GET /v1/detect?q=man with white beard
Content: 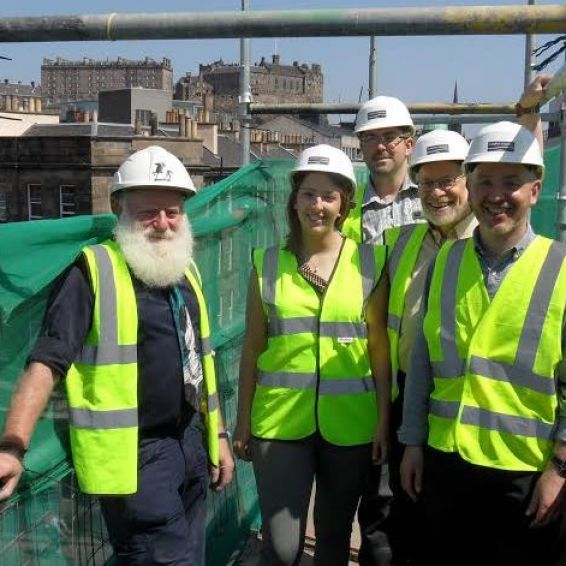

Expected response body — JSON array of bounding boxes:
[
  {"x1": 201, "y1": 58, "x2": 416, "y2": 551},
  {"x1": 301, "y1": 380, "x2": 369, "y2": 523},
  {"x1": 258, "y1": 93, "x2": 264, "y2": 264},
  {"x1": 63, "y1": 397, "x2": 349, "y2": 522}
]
[{"x1": 0, "y1": 146, "x2": 234, "y2": 565}]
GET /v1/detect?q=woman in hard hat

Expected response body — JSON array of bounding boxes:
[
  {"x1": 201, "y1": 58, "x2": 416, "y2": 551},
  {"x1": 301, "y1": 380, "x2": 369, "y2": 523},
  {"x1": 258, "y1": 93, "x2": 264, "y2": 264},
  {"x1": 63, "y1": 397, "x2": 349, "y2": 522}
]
[{"x1": 234, "y1": 144, "x2": 391, "y2": 565}]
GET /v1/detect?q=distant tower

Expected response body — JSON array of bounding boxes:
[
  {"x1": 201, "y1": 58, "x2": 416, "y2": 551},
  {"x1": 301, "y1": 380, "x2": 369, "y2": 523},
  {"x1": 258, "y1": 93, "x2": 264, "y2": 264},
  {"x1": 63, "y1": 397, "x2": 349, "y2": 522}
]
[{"x1": 449, "y1": 80, "x2": 462, "y2": 134}]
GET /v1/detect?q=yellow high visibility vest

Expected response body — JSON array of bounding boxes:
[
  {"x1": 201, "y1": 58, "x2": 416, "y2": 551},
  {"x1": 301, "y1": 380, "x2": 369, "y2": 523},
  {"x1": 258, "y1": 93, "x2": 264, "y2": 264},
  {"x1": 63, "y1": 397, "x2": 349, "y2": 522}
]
[
  {"x1": 251, "y1": 238, "x2": 386, "y2": 445},
  {"x1": 341, "y1": 184, "x2": 366, "y2": 243},
  {"x1": 66, "y1": 239, "x2": 220, "y2": 494},
  {"x1": 384, "y1": 224, "x2": 429, "y2": 380},
  {"x1": 423, "y1": 236, "x2": 566, "y2": 471}
]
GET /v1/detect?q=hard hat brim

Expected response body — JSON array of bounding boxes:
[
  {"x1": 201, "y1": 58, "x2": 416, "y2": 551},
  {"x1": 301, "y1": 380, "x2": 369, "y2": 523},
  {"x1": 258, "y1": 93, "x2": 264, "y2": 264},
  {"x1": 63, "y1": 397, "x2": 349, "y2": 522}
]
[{"x1": 111, "y1": 182, "x2": 197, "y2": 195}]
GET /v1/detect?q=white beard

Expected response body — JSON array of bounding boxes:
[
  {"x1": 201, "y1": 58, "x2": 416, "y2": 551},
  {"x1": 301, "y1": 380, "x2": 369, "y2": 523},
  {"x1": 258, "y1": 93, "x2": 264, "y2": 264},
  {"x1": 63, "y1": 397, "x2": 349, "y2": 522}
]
[{"x1": 113, "y1": 213, "x2": 194, "y2": 288}]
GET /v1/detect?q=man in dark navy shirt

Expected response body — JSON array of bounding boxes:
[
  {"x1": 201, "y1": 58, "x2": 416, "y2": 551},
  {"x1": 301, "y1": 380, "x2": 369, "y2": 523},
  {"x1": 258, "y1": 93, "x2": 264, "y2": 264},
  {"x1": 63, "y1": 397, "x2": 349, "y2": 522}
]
[{"x1": 0, "y1": 146, "x2": 234, "y2": 565}]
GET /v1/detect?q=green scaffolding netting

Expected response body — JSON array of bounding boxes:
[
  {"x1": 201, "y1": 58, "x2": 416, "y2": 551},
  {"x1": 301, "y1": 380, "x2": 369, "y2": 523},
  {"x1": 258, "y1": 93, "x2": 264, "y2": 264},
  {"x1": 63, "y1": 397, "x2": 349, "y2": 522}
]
[
  {"x1": 531, "y1": 144, "x2": 561, "y2": 239},
  {"x1": 0, "y1": 147, "x2": 559, "y2": 564}
]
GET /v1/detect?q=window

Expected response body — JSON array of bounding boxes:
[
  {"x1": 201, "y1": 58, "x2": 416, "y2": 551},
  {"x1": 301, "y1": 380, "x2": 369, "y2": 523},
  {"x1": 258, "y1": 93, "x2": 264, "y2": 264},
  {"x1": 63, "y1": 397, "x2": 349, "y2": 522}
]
[
  {"x1": 135, "y1": 109, "x2": 152, "y2": 126},
  {"x1": 60, "y1": 185, "x2": 76, "y2": 217},
  {"x1": 27, "y1": 184, "x2": 42, "y2": 220}
]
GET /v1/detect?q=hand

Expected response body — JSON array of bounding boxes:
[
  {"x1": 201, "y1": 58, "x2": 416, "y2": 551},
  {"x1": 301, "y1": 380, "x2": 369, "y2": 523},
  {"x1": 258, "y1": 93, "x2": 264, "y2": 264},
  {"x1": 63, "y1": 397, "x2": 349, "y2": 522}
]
[
  {"x1": 233, "y1": 421, "x2": 252, "y2": 462},
  {"x1": 0, "y1": 452, "x2": 24, "y2": 501},
  {"x1": 371, "y1": 423, "x2": 389, "y2": 466},
  {"x1": 519, "y1": 74, "x2": 552, "y2": 109},
  {"x1": 526, "y1": 466, "x2": 566, "y2": 528},
  {"x1": 209, "y1": 437, "x2": 235, "y2": 492},
  {"x1": 401, "y1": 445, "x2": 424, "y2": 502}
]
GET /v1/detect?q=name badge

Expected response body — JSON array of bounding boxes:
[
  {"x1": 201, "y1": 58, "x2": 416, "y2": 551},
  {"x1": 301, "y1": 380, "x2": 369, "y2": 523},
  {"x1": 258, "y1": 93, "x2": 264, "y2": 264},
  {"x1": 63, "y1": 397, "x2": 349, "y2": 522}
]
[{"x1": 337, "y1": 337, "x2": 354, "y2": 345}]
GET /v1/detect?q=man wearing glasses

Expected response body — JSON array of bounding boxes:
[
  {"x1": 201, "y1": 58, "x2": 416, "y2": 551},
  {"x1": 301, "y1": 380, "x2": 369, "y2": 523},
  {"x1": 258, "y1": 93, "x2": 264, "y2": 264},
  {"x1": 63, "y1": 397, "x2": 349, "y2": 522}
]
[
  {"x1": 381, "y1": 129, "x2": 475, "y2": 566},
  {"x1": 342, "y1": 95, "x2": 423, "y2": 245},
  {"x1": 345, "y1": 95, "x2": 424, "y2": 566}
]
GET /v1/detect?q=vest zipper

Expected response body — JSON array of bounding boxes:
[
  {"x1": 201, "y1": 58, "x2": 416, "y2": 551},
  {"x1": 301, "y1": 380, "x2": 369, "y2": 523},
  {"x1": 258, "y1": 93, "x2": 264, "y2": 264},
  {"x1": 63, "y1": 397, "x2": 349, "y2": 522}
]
[{"x1": 314, "y1": 237, "x2": 346, "y2": 434}]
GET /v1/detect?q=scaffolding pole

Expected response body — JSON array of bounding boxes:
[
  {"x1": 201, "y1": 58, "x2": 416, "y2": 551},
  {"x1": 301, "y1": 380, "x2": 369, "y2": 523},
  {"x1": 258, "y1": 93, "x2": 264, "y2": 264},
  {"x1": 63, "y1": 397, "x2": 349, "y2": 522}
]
[
  {"x1": 239, "y1": 0, "x2": 251, "y2": 166},
  {"x1": 369, "y1": 37, "x2": 377, "y2": 99},
  {"x1": 412, "y1": 112, "x2": 558, "y2": 124},
  {"x1": 249, "y1": 102, "x2": 526, "y2": 115},
  {"x1": 0, "y1": 6, "x2": 564, "y2": 42},
  {"x1": 524, "y1": 0, "x2": 536, "y2": 89}
]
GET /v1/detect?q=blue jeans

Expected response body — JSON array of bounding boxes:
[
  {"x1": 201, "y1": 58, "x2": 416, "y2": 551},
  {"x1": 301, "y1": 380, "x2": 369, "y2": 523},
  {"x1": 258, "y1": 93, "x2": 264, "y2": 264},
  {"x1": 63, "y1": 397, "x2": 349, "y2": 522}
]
[{"x1": 100, "y1": 418, "x2": 209, "y2": 565}]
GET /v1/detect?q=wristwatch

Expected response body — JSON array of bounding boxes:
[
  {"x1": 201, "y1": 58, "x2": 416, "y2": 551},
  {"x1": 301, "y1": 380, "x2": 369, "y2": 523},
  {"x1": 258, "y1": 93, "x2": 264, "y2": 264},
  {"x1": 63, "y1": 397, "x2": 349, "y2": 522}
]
[{"x1": 550, "y1": 454, "x2": 566, "y2": 478}]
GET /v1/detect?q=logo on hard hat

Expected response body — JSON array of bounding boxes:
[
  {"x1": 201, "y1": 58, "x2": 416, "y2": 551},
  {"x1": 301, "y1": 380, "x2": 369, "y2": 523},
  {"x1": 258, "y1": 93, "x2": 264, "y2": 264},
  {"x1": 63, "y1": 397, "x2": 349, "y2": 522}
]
[
  {"x1": 487, "y1": 141, "x2": 515, "y2": 152},
  {"x1": 152, "y1": 161, "x2": 173, "y2": 182},
  {"x1": 426, "y1": 144, "x2": 450, "y2": 155},
  {"x1": 367, "y1": 110, "x2": 387, "y2": 120},
  {"x1": 307, "y1": 156, "x2": 330, "y2": 165}
]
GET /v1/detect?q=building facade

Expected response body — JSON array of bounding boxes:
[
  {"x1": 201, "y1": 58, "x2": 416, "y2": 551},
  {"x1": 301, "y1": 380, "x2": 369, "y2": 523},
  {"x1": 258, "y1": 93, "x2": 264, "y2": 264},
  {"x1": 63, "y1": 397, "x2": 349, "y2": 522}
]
[
  {"x1": 175, "y1": 54, "x2": 323, "y2": 116},
  {"x1": 0, "y1": 124, "x2": 203, "y2": 223},
  {"x1": 0, "y1": 80, "x2": 43, "y2": 113},
  {"x1": 98, "y1": 88, "x2": 173, "y2": 126},
  {"x1": 41, "y1": 57, "x2": 173, "y2": 107}
]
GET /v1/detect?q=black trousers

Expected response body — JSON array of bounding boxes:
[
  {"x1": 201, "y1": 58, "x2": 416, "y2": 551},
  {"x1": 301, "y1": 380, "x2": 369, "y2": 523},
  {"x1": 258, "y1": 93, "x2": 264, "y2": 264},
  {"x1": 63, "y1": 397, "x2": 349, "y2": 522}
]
[
  {"x1": 358, "y1": 372, "x2": 426, "y2": 566},
  {"x1": 422, "y1": 447, "x2": 565, "y2": 566}
]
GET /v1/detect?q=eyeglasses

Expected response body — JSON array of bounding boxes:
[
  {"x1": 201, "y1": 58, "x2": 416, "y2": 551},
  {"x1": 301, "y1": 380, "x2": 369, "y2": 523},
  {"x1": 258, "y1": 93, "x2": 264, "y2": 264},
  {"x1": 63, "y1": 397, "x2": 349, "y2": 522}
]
[
  {"x1": 359, "y1": 133, "x2": 410, "y2": 149},
  {"x1": 419, "y1": 175, "x2": 465, "y2": 192}
]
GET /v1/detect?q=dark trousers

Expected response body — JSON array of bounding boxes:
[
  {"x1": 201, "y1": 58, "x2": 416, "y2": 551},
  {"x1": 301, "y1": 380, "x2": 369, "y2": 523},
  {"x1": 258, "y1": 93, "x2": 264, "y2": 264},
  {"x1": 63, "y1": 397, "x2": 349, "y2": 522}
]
[
  {"x1": 359, "y1": 372, "x2": 425, "y2": 566},
  {"x1": 423, "y1": 447, "x2": 565, "y2": 566},
  {"x1": 252, "y1": 433, "x2": 372, "y2": 566},
  {"x1": 100, "y1": 418, "x2": 209, "y2": 566}
]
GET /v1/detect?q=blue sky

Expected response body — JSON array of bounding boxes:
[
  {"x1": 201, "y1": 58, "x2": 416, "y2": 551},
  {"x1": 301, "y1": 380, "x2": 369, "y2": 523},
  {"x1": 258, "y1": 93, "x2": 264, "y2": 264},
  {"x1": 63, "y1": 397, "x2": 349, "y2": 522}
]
[{"x1": 1, "y1": 1, "x2": 564, "y2": 108}]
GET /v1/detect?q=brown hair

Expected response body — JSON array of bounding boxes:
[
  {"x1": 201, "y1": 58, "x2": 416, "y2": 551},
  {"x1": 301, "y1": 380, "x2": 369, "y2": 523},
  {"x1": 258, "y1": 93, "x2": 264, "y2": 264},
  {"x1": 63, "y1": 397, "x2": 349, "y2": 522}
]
[{"x1": 285, "y1": 172, "x2": 354, "y2": 255}]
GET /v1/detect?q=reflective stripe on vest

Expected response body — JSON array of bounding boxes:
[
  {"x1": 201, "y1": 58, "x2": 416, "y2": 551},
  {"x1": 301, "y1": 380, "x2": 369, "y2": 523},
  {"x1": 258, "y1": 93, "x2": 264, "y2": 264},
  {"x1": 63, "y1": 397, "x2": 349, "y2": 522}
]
[
  {"x1": 424, "y1": 236, "x2": 566, "y2": 471},
  {"x1": 252, "y1": 239, "x2": 385, "y2": 445},
  {"x1": 69, "y1": 407, "x2": 138, "y2": 429},
  {"x1": 430, "y1": 400, "x2": 555, "y2": 439}
]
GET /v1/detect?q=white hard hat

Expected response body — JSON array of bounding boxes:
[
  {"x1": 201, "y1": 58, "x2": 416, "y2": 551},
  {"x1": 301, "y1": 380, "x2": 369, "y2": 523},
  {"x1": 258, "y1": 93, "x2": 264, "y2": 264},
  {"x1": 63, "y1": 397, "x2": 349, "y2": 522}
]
[
  {"x1": 111, "y1": 145, "x2": 196, "y2": 195},
  {"x1": 290, "y1": 144, "x2": 357, "y2": 194},
  {"x1": 355, "y1": 95, "x2": 414, "y2": 135},
  {"x1": 410, "y1": 130, "x2": 469, "y2": 181},
  {"x1": 465, "y1": 121, "x2": 544, "y2": 171}
]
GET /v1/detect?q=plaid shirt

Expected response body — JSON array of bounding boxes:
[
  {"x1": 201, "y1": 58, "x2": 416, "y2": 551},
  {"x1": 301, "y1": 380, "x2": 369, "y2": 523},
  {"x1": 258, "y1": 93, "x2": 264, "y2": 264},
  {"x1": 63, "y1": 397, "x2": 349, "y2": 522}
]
[{"x1": 361, "y1": 176, "x2": 424, "y2": 244}]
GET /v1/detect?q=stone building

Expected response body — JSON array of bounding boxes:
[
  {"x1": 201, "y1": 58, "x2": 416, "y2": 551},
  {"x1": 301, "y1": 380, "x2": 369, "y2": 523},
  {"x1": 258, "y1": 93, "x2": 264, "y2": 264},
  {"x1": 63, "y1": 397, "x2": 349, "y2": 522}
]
[
  {"x1": 258, "y1": 115, "x2": 360, "y2": 161},
  {"x1": 0, "y1": 123, "x2": 203, "y2": 223},
  {"x1": 175, "y1": 54, "x2": 323, "y2": 116},
  {"x1": 41, "y1": 56, "x2": 173, "y2": 107},
  {"x1": 0, "y1": 80, "x2": 43, "y2": 113}
]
